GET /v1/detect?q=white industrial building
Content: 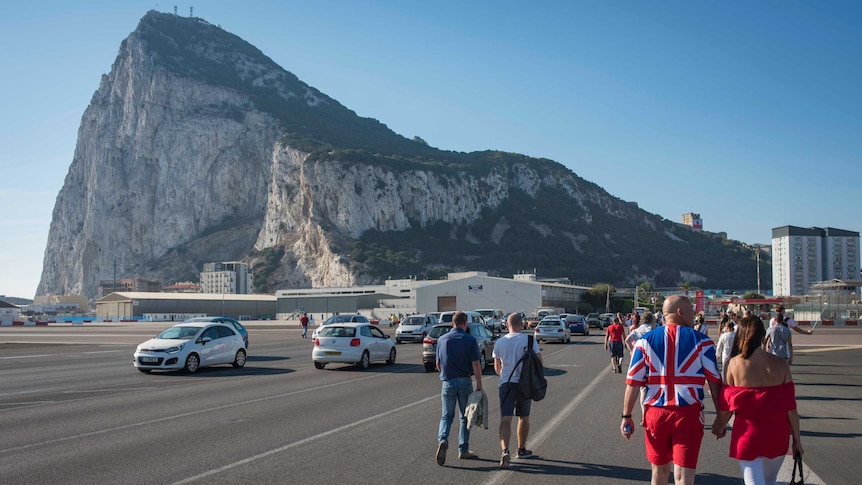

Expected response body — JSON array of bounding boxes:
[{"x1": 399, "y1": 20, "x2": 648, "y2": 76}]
[
  {"x1": 772, "y1": 226, "x2": 860, "y2": 296},
  {"x1": 274, "y1": 271, "x2": 589, "y2": 320}
]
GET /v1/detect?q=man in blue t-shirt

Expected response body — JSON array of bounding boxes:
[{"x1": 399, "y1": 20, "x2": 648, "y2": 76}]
[{"x1": 435, "y1": 311, "x2": 483, "y2": 466}]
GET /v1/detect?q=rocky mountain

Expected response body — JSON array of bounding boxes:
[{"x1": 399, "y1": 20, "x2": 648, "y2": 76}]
[{"x1": 37, "y1": 11, "x2": 767, "y2": 300}]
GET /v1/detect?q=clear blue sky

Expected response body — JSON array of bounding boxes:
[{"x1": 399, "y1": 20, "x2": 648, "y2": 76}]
[{"x1": 1, "y1": 0, "x2": 860, "y2": 299}]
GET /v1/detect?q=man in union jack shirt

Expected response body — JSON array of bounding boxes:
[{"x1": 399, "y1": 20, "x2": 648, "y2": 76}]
[{"x1": 620, "y1": 295, "x2": 721, "y2": 485}]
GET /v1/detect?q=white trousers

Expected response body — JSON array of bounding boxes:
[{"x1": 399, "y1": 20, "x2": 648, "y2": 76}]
[{"x1": 738, "y1": 455, "x2": 786, "y2": 485}]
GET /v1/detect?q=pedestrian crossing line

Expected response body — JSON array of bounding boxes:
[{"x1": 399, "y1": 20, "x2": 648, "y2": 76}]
[
  {"x1": 795, "y1": 345, "x2": 862, "y2": 353},
  {"x1": 481, "y1": 367, "x2": 607, "y2": 485}
]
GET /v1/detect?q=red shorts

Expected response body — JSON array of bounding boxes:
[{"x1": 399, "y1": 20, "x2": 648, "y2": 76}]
[{"x1": 643, "y1": 405, "x2": 704, "y2": 468}]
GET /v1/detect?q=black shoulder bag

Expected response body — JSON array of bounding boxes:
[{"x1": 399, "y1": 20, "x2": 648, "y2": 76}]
[{"x1": 790, "y1": 452, "x2": 804, "y2": 485}]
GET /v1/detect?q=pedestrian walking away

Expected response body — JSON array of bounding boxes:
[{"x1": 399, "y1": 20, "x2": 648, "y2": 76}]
[
  {"x1": 435, "y1": 311, "x2": 483, "y2": 466},
  {"x1": 620, "y1": 295, "x2": 722, "y2": 485},
  {"x1": 712, "y1": 315, "x2": 803, "y2": 485},
  {"x1": 493, "y1": 312, "x2": 544, "y2": 469},
  {"x1": 771, "y1": 304, "x2": 813, "y2": 336},
  {"x1": 765, "y1": 314, "x2": 793, "y2": 364},
  {"x1": 605, "y1": 316, "x2": 625, "y2": 374},
  {"x1": 300, "y1": 312, "x2": 309, "y2": 339},
  {"x1": 715, "y1": 319, "x2": 736, "y2": 381}
]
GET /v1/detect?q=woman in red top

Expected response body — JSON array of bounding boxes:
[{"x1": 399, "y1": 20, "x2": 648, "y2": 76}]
[{"x1": 711, "y1": 315, "x2": 803, "y2": 485}]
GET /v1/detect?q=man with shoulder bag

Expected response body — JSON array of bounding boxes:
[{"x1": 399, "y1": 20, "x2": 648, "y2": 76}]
[{"x1": 493, "y1": 312, "x2": 544, "y2": 469}]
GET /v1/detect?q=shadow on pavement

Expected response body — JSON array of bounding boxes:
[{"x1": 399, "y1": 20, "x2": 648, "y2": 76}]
[{"x1": 446, "y1": 457, "x2": 737, "y2": 483}]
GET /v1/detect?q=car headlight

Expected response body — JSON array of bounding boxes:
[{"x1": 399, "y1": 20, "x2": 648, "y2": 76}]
[{"x1": 166, "y1": 344, "x2": 184, "y2": 353}]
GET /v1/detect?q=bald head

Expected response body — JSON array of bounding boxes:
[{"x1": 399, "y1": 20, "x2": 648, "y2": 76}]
[
  {"x1": 663, "y1": 295, "x2": 695, "y2": 327},
  {"x1": 506, "y1": 312, "x2": 524, "y2": 333}
]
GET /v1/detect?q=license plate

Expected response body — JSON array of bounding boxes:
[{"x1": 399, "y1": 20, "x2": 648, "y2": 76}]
[
  {"x1": 141, "y1": 357, "x2": 158, "y2": 363},
  {"x1": 324, "y1": 351, "x2": 341, "y2": 356}
]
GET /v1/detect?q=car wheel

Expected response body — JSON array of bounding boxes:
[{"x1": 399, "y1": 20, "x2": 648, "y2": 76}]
[
  {"x1": 358, "y1": 351, "x2": 370, "y2": 370},
  {"x1": 232, "y1": 349, "x2": 247, "y2": 368},
  {"x1": 480, "y1": 350, "x2": 487, "y2": 369},
  {"x1": 137, "y1": 368, "x2": 152, "y2": 373},
  {"x1": 314, "y1": 362, "x2": 326, "y2": 369},
  {"x1": 424, "y1": 362, "x2": 436, "y2": 372},
  {"x1": 386, "y1": 348, "x2": 396, "y2": 365},
  {"x1": 184, "y1": 353, "x2": 200, "y2": 374}
]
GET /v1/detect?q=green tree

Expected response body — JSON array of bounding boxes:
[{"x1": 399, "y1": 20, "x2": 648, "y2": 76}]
[
  {"x1": 742, "y1": 291, "x2": 765, "y2": 300},
  {"x1": 584, "y1": 283, "x2": 615, "y2": 311}
]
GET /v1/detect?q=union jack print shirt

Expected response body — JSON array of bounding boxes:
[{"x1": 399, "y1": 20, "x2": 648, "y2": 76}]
[{"x1": 626, "y1": 324, "x2": 721, "y2": 407}]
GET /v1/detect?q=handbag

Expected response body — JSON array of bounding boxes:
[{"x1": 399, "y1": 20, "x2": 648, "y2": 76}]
[{"x1": 789, "y1": 452, "x2": 804, "y2": 485}]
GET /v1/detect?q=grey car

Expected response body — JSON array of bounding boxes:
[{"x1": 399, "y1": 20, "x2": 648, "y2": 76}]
[
  {"x1": 422, "y1": 322, "x2": 496, "y2": 372},
  {"x1": 395, "y1": 313, "x2": 438, "y2": 343}
]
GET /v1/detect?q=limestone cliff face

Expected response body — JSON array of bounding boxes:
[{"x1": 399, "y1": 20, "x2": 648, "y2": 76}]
[
  {"x1": 38, "y1": 20, "x2": 281, "y2": 298},
  {"x1": 37, "y1": 11, "x2": 759, "y2": 300}
]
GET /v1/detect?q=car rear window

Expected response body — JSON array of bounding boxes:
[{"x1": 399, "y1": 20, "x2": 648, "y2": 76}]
[
  {"x1": 538, "y1": 320, "x2": 560, "y2": 326},
  {"x1": 319, "y1": 327, "x2": 356, "y2": 338},
  {"x1": 429, "y1": 326, "x2": 451, "y2": 338},
  {"x1": 439, "y1": 314, "x2": 453, "y2": 323}
]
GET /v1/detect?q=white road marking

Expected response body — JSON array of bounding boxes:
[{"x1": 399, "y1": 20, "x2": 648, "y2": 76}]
[
  {"x1": 0, "y1": 372, "x2": 389, "y2": 454},
  {"x1": 169, "y1": 394, "x2": 439, "y2": 484},
  {"x1": 481, "y1": 368, "x2": 607, "y2": 485}
]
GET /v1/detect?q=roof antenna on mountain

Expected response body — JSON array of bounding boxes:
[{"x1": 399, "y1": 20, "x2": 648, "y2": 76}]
[
  {"x1": 173, "y1": 5, "x2": 177, "y2": 15},
  {"x1": 190, "y1": 6, "x2": 193, "y2": 17}
]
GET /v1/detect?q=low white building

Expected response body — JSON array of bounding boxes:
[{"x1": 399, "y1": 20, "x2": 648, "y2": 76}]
[
  {"x1": 415, "y1": 272, "x2": 588, "y2": 316},
  {"x1": 0, "y1": 299, "x2": 20, "y2": 325}
]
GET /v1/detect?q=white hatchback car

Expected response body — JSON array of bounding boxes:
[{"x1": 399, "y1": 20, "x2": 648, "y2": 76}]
[
  {"x1": 312, "y1": 322, "x2": 396, "y2": 370},
  {"x1": 133, "y1": 322, "x2": 247, "y2": 373}
]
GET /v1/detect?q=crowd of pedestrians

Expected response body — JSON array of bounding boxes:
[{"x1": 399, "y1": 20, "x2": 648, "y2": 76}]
[{"x1": 426, "y1": 299, "x2": 809, "y2": 484}]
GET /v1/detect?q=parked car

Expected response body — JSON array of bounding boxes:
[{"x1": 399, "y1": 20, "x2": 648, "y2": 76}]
[
  {"x1": 476, "y1": 308, "x2": 505, "y2": 333},
  {"x1": 312, "y1": 322, "x2": 396, "y2": 370},
  {"x1": 395, "y1": 313, "x2": 438, "y2": 343},
  {"x1": 183, "y1": 316, "x2": 249, "y2": 348},
  {"x1": 422, "y1": 322, "x2": 496, "y2": 372},
  {"x1": 525, "y1": 314, "x2": 543, "y2": 329},
  {"x1": 563, "y1": 314, "x2": 589, "y2": 335},
  {"x1": 311, "y1": 314, "x2": 370, "y2": 339},
  {"x1": 133, "y1": 322, "x2": 247, "y2": 374},
  {"x1": 600, "y1": 314, "x2": 614, "y2": 328},
  {"x1": 586, "y1": 313, "x2": 604, "y2": 329},
  {"x1": 534, "y1": 317, "x2": 571, "y2": 343}
]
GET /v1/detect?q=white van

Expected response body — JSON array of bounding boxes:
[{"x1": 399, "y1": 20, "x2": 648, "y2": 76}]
[
  {"x1": 475, "y1": 309, "x2": 505, "y2": 332},
  {"x1": 438, "y1": 311, "x2": 487, "y2": 329}
]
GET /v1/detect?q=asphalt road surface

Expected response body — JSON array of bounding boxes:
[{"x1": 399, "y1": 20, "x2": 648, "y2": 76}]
[{"x1": 1, "y1": 323, "x2": 859, "y2": 484}]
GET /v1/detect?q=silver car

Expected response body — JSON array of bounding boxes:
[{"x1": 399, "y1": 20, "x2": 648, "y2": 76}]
[
  {"x1": 396, "y1": 314, "x2": 438, "y2": 343},
  {"x1": 534, "y1": 317, "x2": 571, "y2": 343},
  {"x1": 421, "y1": 322, "x2": 496, "y2": 372}
]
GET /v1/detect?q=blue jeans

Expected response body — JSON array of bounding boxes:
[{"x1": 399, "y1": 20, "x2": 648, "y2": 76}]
[
  {"x1": 438, "y1": 377, "x2": 473, "y2": 453},
  {"x1": 301, "y1": 326, "x2": 308, "y2": 338}
]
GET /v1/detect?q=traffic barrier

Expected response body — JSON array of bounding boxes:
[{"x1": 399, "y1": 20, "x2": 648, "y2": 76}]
[
  {"x1": 797, "y1": 321, "x2": 811, "y2": 326},
  {"x1": 846, "y1": 320, "x2": 858, "y2": 326},
  {"x1": 822, "y1": 320, "x2": 834, "y2": 326},
  {"x1": 35, "y1": 321, "x2": 48, "y2": 326},
  {"x1": 12, "y1": 321, "x2": 25, "y2": 325}
]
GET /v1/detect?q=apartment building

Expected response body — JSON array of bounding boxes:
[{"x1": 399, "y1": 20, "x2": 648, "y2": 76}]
[
  {"x1": 772, "y1": 226, "x2": 860, "y2": 296},
  {"x1": 200, "y1": 261, "x2": 254, "y2": 294}
]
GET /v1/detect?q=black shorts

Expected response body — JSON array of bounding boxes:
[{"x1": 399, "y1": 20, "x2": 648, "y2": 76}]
[
  {"x1": 499, "y1": 382, "x2": 532, "y2": 417},
  {"x1": 609, "y1": 341, "x2": 624, "y2": 358}
]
